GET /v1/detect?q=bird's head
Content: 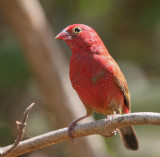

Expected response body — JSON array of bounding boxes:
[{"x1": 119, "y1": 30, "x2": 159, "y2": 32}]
[
  {"x1": 55, "y1": 24, "x2": 106, "y2": 53},
  {"x1": 55, "y1": 24, "x2": 97, "y2": 41}
]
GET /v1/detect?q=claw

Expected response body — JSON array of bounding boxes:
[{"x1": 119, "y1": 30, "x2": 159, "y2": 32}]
[
  {"x1": 106, "y1": 111, "x2": 119, "y2": 123},
  {"x1": 68, "y1": 120, "x2": 77, "y2": 143},
  {"x1": 67, "y1": 114, "x2": 90, "y2": 142},
  {"x1": 106, "y1": 112, "x2": 119, "y2": 136},
  {"x1": 112, "y1": 129, "x2": 118, "y2": 136},
  {"x1": 106, "y1": 115, "x2": 113, "y2": 124}
]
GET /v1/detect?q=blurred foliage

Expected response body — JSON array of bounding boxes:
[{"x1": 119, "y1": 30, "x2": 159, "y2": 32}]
[
  {"x1": 0, "y1": 32, "x2": 31, "y2": 146},
  {"x1": 0, "y1": 0, "x2": 160, "y2": 156},
  {"x1": 0, "y1": 36, "x2": 30, "y2": 92}
]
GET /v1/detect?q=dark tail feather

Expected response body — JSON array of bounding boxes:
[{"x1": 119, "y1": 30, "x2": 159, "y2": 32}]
[{"x1": 119, "y1": 126, "x2": 139, "y2": 150}]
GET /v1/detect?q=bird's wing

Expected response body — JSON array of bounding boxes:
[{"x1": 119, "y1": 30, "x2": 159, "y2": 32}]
[{"x1": 109, "y1": 58, "x2": 131, "y2": 111}]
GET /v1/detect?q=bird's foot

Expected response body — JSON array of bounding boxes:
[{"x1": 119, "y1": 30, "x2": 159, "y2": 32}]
[
  {"x1": 112, "y1": 130, "x2": 118, "y2": 136},
  {"x1": 68, "y1": 120, "x2": 77, "y2": 143},
  {"x1": 106, "y1": 115, "x2": 112, "y2": 122},
  {"x1": 106, "y1": 111, "x2": 119, "y2": 122},
  {"x1": 68, "y1": 114, "x2": 90, "y2": 143},
  {"x1": 106, "y1": 111, "x2": 119, "y2": 136}
]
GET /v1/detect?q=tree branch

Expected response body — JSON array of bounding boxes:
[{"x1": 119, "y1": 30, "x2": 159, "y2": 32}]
[
  {"x1": 0, "y1": 103, "x2": 35, "y2": 157},
  {"x1": 0, "y1": 112, "x2": 160, "y2": 157}
]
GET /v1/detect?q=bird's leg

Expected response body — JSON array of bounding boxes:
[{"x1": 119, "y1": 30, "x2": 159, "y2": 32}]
[{"x1": 68, "y1": 113, "x2": 90, "y2": 141}]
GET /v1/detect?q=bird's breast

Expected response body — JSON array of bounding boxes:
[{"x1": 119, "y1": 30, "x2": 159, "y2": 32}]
[{"x1": 69, "y1": 53, "x2": 124, "y2": 114}]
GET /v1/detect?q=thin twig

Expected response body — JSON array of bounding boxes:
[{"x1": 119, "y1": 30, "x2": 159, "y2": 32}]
[
  {"x1": 0, "y1": 112, "x2": 160, "y2": 157},
  {"x1": 0, "y1": 103, "x2": 35, "y2": 157}
]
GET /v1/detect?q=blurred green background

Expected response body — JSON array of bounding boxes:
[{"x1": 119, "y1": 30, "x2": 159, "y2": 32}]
[{"x1": 0, "y1": 0, "x2": 160, "y2": 157}]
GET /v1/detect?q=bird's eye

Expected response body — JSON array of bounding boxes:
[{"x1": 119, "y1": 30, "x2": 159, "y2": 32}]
[{"x1": 74, "y1": 27, "x2": 82, "y2": 33}]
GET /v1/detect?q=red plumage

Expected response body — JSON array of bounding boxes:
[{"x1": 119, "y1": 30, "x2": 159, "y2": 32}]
[{"x1": 56, "y1": 24, "x2": 138, "y2": 150}]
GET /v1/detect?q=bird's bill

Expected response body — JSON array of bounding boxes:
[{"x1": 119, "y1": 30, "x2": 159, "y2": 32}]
[{"x1": 55, "y1": 29, "x2": 71, "y2": 40}]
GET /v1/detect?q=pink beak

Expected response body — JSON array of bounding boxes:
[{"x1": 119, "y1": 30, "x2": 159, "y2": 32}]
[{"x1": 55, "y1": 29, "x2": 72, "y2": 40}]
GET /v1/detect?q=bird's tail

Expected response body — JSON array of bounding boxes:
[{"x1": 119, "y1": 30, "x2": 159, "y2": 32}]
[{"x1": 118, "y1": 126, "x2": 139, "y2": 150}]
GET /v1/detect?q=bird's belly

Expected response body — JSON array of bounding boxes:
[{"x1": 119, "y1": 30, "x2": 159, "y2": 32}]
[{"x1": 70, "y1": 70, "x2": 124, "y2": 115}]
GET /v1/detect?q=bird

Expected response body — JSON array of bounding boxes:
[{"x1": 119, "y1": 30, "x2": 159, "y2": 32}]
[{"x1": 55, "y1": 24, "x2": 139, "y2": 150}]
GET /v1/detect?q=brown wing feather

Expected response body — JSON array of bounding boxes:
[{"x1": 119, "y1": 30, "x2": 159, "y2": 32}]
[
  {"x1": 114, "y1": 73, "x2": 131, "y2": 111},
  {"x1": 109, "y1": 58, "x2": 131, "y2": 111}
]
